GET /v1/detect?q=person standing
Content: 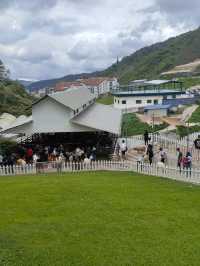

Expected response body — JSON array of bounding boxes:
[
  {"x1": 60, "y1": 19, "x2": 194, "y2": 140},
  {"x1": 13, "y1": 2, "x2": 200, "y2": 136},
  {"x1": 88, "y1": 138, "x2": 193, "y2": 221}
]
[
  {"x1": 194, "y1": 135, "x2": 200, "y2": 161},
  {"x1": 159, "y1": 147, "x2": 167, "y2": 165},
  {"x1": 144, "y1": 130, "x2": 149, "y2": 146},
  {"x1": 120, "y1": 140, "x2": 127, "y2": 160},
  {"x1": 177, "y1": 148, "x2": 183, "y2": 173}
]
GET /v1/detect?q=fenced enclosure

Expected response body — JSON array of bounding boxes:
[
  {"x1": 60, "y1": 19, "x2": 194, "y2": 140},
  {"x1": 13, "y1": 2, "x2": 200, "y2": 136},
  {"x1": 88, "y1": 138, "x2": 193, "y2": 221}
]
[{"x1": 0, "y1": 160, "x2": 200, "y2": 184}]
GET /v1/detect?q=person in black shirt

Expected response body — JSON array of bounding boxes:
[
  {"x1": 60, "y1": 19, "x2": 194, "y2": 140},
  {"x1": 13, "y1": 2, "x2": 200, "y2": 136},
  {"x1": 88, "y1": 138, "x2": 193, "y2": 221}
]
[
  {"x1": 144, "y1": 130, "x2": 149, "y2": 146},
  {"x1": 177, "y1": 148, "x2": 183, "y2": 173},
  {"x1": 194, "y1": 135, "x2": 200, "y2": 149},
  {"x1": 194, "y1": 135, "x2": 200, "y2": 161}
]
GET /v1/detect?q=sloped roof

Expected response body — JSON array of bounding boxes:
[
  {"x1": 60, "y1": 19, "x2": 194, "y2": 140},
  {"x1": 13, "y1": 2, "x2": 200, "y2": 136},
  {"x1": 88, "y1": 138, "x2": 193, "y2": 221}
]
[
  {"x1": 79, "y1": 77, "x2": 112, "y2": 87},
  {"x1": 72, "y1": 103, "x2": 122, "y2": 135},
  {"x1": 55, "y1": 81, "x2": 85, "y2": 92},
  {"x1": 33, "y1": 87, "x2": 96, "y2": 111},
  {"x1": 2, "y1": 115, "x2": 33, "y2": 132},
  {"x1": 0, "y1": 113, "x2": 16, "y2": 130}
]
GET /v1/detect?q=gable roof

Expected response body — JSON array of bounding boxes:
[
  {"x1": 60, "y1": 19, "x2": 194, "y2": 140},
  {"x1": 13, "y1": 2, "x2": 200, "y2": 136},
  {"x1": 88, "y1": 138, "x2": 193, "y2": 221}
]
[
  {"x1": 33, "y1": 87, "x2": 96, "y2": 111},
  {"x1": 55, "y1": 81, "x2": 85, "y2": 92},
  {"x1": 72, "y1": 103, "x2": 122, "y2": 135},
  {"x1": 79, "y1": 77, "x2": 113, "y2": 87}
]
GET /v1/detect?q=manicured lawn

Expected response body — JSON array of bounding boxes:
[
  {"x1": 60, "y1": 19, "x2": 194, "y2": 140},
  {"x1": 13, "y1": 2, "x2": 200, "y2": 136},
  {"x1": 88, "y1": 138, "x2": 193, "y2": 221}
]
[
  {"x1": 96, "y1": 95, "x2": 114, "y2": 105},
  {"x1": 1, "y1": 171, "x2": 200, "y2": 265},
  {"x1": 122, "y1": 113, "x2": 167, "y2": 136}
]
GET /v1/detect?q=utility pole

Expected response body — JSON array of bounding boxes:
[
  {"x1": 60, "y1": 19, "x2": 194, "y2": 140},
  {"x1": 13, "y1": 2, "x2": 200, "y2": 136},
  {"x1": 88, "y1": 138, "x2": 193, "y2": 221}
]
[
  {"x1": 152, "y1": 113, "x2": 155, "y2": 146},
  {"x1": 186, "y1": 121, "x2": 190, "y2": 153}
]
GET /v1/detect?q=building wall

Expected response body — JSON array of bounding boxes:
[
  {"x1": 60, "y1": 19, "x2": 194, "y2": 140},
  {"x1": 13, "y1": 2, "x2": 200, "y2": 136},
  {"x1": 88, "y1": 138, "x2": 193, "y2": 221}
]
[
  {"x1": 32, "y1": 97, "x2": 96, "y2": 133},
  {"x1": 145, "y1": 109, "x2": 167, "y2": 117},
  {"x1": 114, "y1": 95, "x2": 163, "y2": 109}
]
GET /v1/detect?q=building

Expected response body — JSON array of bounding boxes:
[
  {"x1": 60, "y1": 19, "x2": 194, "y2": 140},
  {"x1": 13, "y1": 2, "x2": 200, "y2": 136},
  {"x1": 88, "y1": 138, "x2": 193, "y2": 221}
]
[
  {"x1": 112, "y1": 80, "x2": 195, "y2": 112},
  {"x1": 144, "y1": 104, "x2": 171, "y2": 117},
  {"x1": 55, "y1": 81, "x2": 86, "y2": 92},
  {"x1": 30, "y1": 87, "x2": 55, "y2": 98},
  {"x1": 1, "y1": 87, "x2": 122, "y2": 138},
  {"x1": 79, "y1": 77, "x2": 118, "y2": 96},
  {"x1": 30, "y1": 77, "x2": 118, "y2": 98}
]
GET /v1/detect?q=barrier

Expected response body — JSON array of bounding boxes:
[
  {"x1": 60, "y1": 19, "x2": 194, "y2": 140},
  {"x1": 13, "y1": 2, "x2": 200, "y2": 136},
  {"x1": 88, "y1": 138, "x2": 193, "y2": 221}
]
[{"x1": 0, "y1": 161, "x2": 200, "y2": 184}]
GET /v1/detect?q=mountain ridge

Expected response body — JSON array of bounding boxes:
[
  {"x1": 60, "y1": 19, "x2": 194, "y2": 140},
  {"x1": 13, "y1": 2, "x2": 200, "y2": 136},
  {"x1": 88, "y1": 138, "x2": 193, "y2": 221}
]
[{"x1": 26, "y1": 26, "x2": 200, "y2": 90}]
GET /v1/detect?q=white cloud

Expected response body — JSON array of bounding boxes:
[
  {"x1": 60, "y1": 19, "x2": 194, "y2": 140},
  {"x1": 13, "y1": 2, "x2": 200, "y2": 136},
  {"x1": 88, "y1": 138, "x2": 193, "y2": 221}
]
[{"x1": 0, "y1": 0, "x2": 198, "y2": 80}]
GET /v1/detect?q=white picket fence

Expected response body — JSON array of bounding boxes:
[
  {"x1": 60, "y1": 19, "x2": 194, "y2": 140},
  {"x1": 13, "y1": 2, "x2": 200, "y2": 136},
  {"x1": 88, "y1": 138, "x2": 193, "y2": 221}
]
[
  {"x1": 0, "y1": 161, "x2": 200, "y2": 184},
  {"x1": 125, "y1": 134, "x2": 200, "y2": 159}
]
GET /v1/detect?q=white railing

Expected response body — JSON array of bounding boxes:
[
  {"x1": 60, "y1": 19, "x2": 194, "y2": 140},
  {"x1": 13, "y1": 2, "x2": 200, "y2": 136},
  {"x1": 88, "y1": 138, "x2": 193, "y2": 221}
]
[
  {"x1": 124, "y1": 134, "x2": 200, "y2": 159},
  {"x1": 0, "y1": 161, "x2": 200, "y2": 184}
]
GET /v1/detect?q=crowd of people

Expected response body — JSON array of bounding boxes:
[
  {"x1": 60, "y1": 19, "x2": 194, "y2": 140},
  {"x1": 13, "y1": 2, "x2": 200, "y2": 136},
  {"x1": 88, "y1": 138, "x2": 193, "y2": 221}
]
[{"x1": 0, "y1": 144, "x2": 98, "y2": 170}]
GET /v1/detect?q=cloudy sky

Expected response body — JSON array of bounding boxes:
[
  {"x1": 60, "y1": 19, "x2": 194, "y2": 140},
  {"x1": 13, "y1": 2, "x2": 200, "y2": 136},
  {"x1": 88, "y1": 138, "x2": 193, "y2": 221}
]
[{"x1": 0, "y1": 0, "x2": 199, "y2": 80}]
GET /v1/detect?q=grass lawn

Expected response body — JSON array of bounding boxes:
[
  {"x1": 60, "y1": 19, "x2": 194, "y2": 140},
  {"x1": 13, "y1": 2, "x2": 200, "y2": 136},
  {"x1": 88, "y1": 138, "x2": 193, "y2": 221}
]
[
  {"x1": 1, "y1": 172, "x2": 200, "y2": 265},
  {"x1": 189, "y1": 104, "x2": 200, "y2": 123},
  {"x1": 122, "y1": 113, "x2": 167, "y2": 136},
  {"x1": 96, "y1": 94, "x2": 114, "y2": 105}
]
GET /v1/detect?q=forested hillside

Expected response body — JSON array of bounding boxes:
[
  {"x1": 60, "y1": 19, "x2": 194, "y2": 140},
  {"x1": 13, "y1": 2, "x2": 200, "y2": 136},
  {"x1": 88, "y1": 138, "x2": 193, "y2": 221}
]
[{"x1": 0, "y1": 80, "x2": 34, "y2": 116}]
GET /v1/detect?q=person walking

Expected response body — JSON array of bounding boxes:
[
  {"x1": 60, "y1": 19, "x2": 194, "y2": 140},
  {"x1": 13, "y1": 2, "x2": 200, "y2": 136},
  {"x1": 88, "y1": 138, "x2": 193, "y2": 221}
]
[
  {"x1": 146, "y1": 143, "x2": 154, "y2": 165},
  {"x1": 183, "y1": 152, "x2": 192, "y2": 177},
  {"x1": 144, "y1": 130, "x2": 149, "y2": 146},
  {"x1": 177, "y1": 148, "x2": 183, "y2": 173}
]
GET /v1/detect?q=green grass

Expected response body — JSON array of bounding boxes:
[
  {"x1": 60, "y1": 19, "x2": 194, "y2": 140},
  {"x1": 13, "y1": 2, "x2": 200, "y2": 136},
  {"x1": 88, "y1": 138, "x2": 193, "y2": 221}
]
[
  {"x1": 1, "y1": 171, "x2": 200, "y2": 265},
  {"x1": 122, "y1": 113, "x2": 167, "y2": 136},
  {"x1": 189, "y1": 104, "x2": 200, "y2": 123},
  {"x1": 96, "y1": 94, "x2": 114, "y2": 105}
]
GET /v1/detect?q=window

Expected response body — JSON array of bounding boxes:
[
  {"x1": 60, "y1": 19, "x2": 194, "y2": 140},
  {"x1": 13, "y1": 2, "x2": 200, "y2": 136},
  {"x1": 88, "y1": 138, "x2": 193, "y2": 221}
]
[
  {"x1": 147, "y1": 99, "x2": 152, "y2": 104},
  {"x1": 172, "y1": 95, "x2": 176, "y2": 99},
  {"x1": 136, "y1": 100, "x2": 142, "y2": 104},
  {"x1": 122, "y1": 100, "x2": 126, "y2": 105},
  {"x1": 118, "y1": 100, "x2": 120, "y2": 104},
  {"x1": 154, "y1": 99, "x2": 158, "y2": 104}
]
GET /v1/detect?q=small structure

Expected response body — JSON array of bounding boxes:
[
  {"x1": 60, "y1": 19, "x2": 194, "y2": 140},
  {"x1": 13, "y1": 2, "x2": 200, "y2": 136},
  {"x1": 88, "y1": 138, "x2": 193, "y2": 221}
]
[{"x1": 144, "y1": 104, "x2": 171, "y2": 117}]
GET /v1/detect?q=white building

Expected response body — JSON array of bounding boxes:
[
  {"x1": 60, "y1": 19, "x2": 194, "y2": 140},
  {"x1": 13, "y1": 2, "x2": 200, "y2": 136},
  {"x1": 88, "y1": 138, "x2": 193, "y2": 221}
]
[
  {"x1": 2, "y1": 87, "x2": 122, "y2": 137},
  {"x1": 79, "y1": 77, "x2": 118, "y2": 96},
  {"x1": 112, "y1": 80, "x2": 192, "y2": 112}
]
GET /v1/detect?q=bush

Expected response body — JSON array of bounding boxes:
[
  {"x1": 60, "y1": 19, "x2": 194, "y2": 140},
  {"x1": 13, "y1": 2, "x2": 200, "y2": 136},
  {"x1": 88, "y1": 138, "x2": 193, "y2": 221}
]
[{"x1": 0, "y1": 139, "x2": 18, "y2": 155}]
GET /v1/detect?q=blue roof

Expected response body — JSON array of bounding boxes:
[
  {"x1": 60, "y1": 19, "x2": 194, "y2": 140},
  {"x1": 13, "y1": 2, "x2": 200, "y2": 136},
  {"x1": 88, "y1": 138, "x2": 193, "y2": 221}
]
[{"x1": 144, "y1": 104, "x2": 171, "y2": 111}]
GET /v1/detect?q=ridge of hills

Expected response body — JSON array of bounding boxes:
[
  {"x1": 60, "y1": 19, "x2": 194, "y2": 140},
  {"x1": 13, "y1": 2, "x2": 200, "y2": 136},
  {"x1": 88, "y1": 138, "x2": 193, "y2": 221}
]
[{"x1": 28, "y1": 27, "x2": 200, "y2": 90}]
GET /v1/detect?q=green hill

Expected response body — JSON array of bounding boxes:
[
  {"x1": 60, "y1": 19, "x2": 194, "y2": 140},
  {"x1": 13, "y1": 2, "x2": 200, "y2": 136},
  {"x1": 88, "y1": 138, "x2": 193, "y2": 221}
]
[
  {"x1": 103, "y1": 27, "x2": 200, "y2": 83},
  {"x1": 28, "y1": 27, "x2": 200, "y2": 89},
  {"x1": 0, "y1": 79, "x2": 34, "y2": 116}
]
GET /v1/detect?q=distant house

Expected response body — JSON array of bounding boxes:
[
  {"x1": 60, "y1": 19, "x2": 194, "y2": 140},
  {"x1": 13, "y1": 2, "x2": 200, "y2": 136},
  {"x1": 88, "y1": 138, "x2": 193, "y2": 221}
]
[
  {"x1": 112, "y1": 80, "x2": 195, "y2": 112},
  {"x1": 79, "y1": 77, "x2": 118, "y2": 96},
  {"x1": 144, "y1": 104, "x2": 171, "y2": 117},
  {"x1": 30, "y1": 77, "x2": 118, "y2": 98},
  {"x1": 55, "y1": 81, "x2": 86, "y2": 92}
]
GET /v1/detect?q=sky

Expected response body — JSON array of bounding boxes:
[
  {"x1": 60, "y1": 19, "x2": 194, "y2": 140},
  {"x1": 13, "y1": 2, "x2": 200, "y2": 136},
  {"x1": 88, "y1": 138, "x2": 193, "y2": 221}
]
[{"x1": 0, "y1": 0, "x2": 199, "y2": 81}]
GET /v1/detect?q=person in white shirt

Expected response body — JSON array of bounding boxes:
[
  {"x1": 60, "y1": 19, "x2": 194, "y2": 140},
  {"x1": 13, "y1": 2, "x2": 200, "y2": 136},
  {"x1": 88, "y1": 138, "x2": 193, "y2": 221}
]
[{"x1": 120, "y1": 140, "x2": 127, "y2": 160}]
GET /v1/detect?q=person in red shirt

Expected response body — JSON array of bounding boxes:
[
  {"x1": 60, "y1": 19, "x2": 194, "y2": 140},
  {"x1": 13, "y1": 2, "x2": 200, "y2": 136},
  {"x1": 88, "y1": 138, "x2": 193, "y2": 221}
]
[{"x1": 26, "y1": 147, "x2": 33, "y2": 163}]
